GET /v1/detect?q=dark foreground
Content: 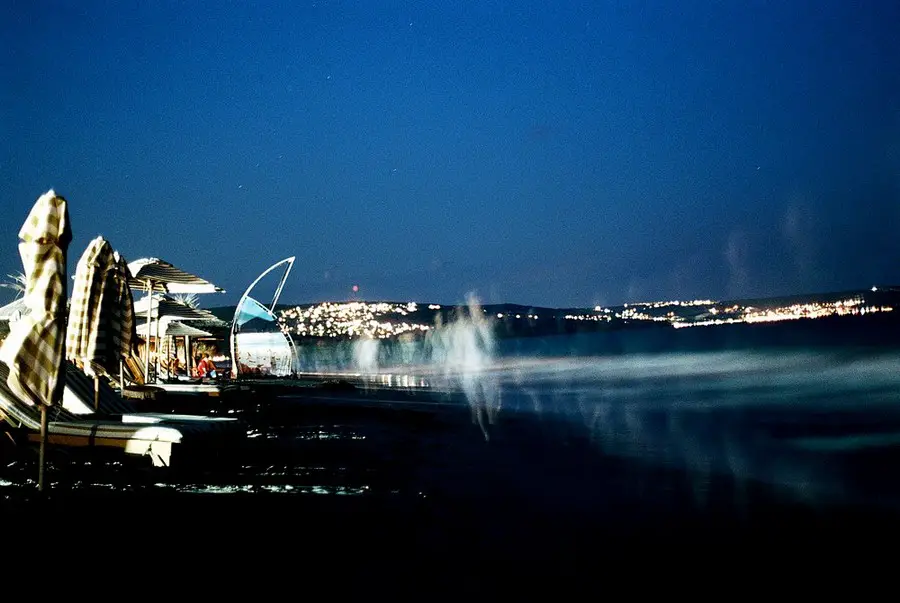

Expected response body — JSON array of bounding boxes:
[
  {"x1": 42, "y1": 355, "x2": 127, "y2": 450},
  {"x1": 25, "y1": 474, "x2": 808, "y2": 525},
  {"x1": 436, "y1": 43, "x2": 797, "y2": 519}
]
[{"x1": 4, "y1": 381, "x2": 900, "y2": 584}]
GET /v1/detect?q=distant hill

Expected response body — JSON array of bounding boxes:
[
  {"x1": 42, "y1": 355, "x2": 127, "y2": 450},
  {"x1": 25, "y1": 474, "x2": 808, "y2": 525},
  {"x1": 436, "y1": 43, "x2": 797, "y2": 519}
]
[{"x1": 206, "y1": 287, "x2": 900, "y2": 322}]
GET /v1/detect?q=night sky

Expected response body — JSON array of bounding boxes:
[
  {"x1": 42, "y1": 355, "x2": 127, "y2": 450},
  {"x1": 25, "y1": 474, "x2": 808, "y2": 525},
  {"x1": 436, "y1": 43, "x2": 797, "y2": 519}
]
[{"x1": 2, "y1": 1, "x2": 898, "y2": 308}]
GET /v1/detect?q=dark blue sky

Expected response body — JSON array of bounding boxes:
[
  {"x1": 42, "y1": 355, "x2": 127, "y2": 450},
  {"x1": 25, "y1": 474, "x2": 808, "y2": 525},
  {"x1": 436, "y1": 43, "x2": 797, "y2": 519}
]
[{"x1": 3, "y1": 1, "x2": 898, "y2": 308}]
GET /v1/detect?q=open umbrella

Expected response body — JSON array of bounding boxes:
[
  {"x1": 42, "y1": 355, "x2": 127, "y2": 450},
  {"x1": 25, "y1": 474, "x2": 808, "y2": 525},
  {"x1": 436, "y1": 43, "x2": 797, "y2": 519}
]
[
  {"x1": 126, "y1": 258, "x2": 223, "y2": 380},
  {"x1": 132, "y1": 294, "x2": 223, "y2": 322},
  {"x1": 127, "y1": 257, "x2": 224, "y2": 294},
  {"x1": 0, "y1": 189, "x2": 72, "y2": 491},
  {"x1": 137, "y1": 320, "x2": 212, "y2": 338},
  {"x1": 66, "y1": 236, "x2": 136, "y2": 408}
]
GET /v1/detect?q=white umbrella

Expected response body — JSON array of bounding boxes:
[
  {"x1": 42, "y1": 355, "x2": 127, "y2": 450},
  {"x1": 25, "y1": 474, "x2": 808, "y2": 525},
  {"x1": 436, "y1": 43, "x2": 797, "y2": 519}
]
[
  {"x1": 0, "y1": 189, "x2": 72, "y2": 491},
  {"x1": 136, "y1": 320, "x2": 213, "y2": 338}
]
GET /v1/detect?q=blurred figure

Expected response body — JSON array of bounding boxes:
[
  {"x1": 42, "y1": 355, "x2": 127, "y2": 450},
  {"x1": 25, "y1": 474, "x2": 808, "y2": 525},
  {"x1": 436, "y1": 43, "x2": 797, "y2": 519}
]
[{"x1": 428, "y1": 293, "x2": 501, "y2": 440}]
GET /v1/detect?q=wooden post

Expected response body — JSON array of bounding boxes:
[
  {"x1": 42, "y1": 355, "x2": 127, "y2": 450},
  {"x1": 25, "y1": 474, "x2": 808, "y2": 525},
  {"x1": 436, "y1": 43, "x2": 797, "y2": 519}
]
[
  {"x1": 154, "y1": 313, "x2": 161, "y2": 381},
  {"x1": 185, "y1": 335, "x2": 192, "y2": 377},
  {"x1": 232, "y1": 334, "x2": 239, "y2": 379},
  {"x1": 93, "y1": 376, "x2": 100, "y2": 411},
  {"x1": 38, "y1": 405, "x2": 47, "y2": 492}
]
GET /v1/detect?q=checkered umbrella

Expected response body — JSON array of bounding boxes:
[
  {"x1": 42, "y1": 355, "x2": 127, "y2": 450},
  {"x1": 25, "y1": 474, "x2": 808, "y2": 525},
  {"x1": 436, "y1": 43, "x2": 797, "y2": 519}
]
[
  {"x1": 0, "y1": 189, "x2": 72, "y2": 491},
  {"x1": 67, "y1": 236, "x2": 112, "y2": 376},
  {"x1": 0, "y1": 189, "x2": 72, "y2": 409},
  {"x1": 67, "y1": 237, "x2": 136, "y2": 379},
  {"x1": 108, "y1": 252, "x2": 137, "y2": 373}
]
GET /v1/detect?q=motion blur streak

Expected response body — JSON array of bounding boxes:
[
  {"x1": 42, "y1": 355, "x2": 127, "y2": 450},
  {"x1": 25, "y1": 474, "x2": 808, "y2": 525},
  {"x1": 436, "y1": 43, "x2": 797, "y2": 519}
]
[{"x1": 338, "y1": 337, "x2": 900, "y2": 508}]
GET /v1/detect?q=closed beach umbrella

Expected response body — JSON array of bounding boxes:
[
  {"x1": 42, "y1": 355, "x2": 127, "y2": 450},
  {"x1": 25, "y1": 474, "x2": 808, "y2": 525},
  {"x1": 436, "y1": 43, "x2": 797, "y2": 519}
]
[
  {"x1": 0, "y1": 189, "x2": 72, "y2": 491},
  {"x1": 67, "y1": 236, "x2": 113, "y2": 376},
  {"x1": 67, "y1": 237, "x2": 137, "y2": 407},
  {"x1": 90, "y1": 248, "x2": 136, "y2": 378},
  {"x1": 108, "y1": 252, "x2": 137, "y2": 381}
]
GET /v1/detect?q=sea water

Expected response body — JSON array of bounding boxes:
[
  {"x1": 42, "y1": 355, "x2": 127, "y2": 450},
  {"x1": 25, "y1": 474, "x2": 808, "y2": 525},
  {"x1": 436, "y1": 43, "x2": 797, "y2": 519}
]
[
  {"x1": 303, "y1": 309, "x2": 900, "y2": 513},
  {"x1": 3, "y1": 309, "x2": 900, "y2": 553}
]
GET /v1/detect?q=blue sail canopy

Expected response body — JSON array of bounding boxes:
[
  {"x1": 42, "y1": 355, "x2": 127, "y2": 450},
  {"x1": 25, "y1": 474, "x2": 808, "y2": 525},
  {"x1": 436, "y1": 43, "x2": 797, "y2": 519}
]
[{"x1": 235, "y1": 296, "x2": 275, "y2": 327}]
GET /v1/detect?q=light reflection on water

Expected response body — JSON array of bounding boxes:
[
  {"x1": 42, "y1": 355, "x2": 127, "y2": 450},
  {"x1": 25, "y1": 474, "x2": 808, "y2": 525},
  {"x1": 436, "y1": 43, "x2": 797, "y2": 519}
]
[
  {"x1": 150, "y1": 483, "x2": 370, "y2": 496},
  {"x1": 307, "y1": 340, "x2": 900, "y2": 510}
]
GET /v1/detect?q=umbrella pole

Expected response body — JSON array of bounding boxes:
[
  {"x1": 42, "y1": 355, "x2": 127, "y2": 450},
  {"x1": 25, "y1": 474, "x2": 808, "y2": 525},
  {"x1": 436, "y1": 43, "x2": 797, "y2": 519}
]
[
  {"x1": 120, "y1": 359, "x2": 125, "y2": 391},
  {"x1": 38, "y1": 405, "x2": 47, "y2": 492},
  {"x1": 94, "y1": 376, "x2": 99, "y2": 411},
  {"x1": 154, "y1": 314, "x2": 161, "y2": 380},
  {"x1": 144, "y1": 280, "x2": 153, "y2": 381}
]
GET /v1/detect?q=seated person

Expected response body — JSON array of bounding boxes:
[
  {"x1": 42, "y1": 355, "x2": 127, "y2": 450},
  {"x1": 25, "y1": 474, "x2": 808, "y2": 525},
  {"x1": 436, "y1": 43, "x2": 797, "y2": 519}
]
[
  {"x1": 204, "y1": 354, "x2": 218, "y2": 379},
  {"x1": 195, "y1": 353, "x2": 218, "y2": 379},
  {"x1": 195, "y1": 354, "x2": 208, "y2": 378}
]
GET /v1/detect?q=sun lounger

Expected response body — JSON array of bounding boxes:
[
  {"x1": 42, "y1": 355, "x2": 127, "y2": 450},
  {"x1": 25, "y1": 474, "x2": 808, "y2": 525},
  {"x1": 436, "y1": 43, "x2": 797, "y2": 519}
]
[
  {"x1": 63, "y1": 360, "x2": 247, "y2": 426},
  {"x1": 0, "y1": 361, "x2": 243, "y2": 467},
  {"x1": 63, "y1": 361, "x2": 136, "y2": 414}
]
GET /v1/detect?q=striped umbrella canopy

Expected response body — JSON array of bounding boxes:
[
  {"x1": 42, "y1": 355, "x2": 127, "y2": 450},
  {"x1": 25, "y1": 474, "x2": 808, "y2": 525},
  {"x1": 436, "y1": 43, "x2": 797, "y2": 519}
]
[
  {"x1": 66, "y1": 236, "x2": 136, "y2": 379},
  {"x1": 136, "y1": 320, "x2": 212, "y2": 338},
  {"x1": 127, "y1": 258, "x2": 224, "y2": 294},
  {"x1": 132, "y1": 294, "x2": 223, "y2": 322},
  {"x1": 0, "y1": 189, "x2": 72, "y2": 408}
]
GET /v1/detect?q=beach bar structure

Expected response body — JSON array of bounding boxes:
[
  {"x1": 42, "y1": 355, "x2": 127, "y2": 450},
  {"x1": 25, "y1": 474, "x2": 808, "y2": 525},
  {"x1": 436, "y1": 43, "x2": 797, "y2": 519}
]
[
  {"x1": 132, "y1": 294, "x2": 225, "y2": 379},
  {"x1": 127, "y1": 258, "x2": 224, "y2": 379}
]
